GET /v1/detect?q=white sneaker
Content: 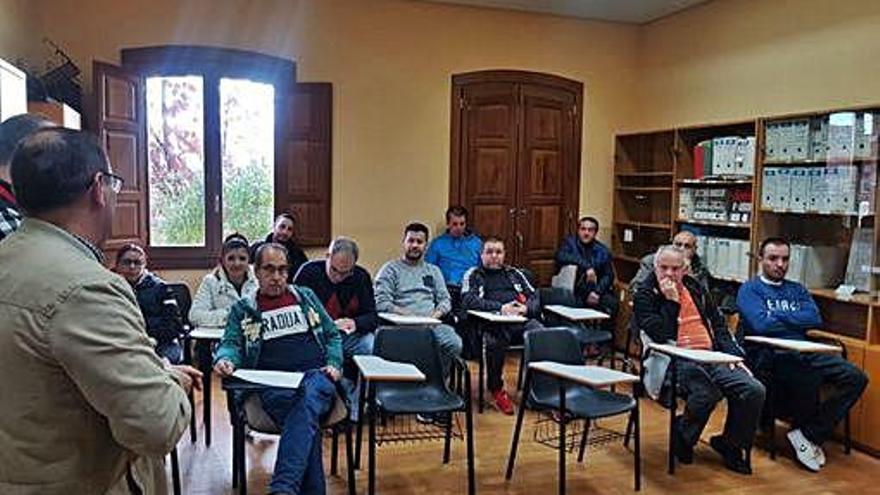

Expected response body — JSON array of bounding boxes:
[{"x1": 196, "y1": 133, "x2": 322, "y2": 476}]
[
  {"x1": 787, "y1": 429, "x2": 821, "y2": 472},
  {"x1": 813, "y1": 443, "x2": 826, "y2": 467}
]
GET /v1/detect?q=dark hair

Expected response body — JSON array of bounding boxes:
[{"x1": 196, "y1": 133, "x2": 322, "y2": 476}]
[
  {"x1": 221, "y1": 232, "x2": 250, "y2": 257},
  {"x1": 578, "y1": 216, "x2": 599, "y2": 230},
  {"x1": 482, "y1": 235, "x2": 505, "y2": 249},
  {"x1": 254, "y1": 242, "x2": 289, "y2": 267},
  {"x1": 11, "y1": 128, "x2": 109, "y2": 214},
  {"x1": 403, "y1": 222, "x2": 430, "y2": 240},
  {"x1": 445, "y1": 205, "x2": 468, "y2": 222},
  {"x1": 116, "y1": 243, "x2": 146, "y2": 264},
  {"x1": 759, "y1": 237, "x2": 790, "y2": 257},
  {"x1": 0, "y1": 114, "x2": 53, "y2": 167},
  {"x1": 275, "y1": 212, "x2": 296, "y2": 225}
]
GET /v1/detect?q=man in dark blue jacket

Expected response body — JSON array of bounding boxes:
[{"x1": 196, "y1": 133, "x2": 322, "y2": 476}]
[
  {"x1": 461, "y1": 237, "x2": 542, "y2": 415},
  {"x1": 555, "y1": 216, "x2": 618, "y2": 331},
  {"x1": 738, "y1": 237, "x2": 867, "y2": 473}
]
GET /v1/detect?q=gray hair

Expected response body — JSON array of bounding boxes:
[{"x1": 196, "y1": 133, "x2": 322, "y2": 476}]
[
  {"x1": 653, "y1": 244, "x2": 690, "y2": 269},
  {"x1": 329, "y1": 236, "x2": 359, "y2": 261}
]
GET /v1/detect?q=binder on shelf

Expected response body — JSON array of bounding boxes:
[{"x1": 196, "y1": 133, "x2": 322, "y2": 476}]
[
  {"x1": 808, "y1": 167, "x2": 833, "y2": 212},
  {"x1": 858, "y1": 163, "x2": 877, "y2": 212},
  {"x1": 736, "y1": 136, "x2": 756, "y2": 176},
  {"x1": 789, "y1": 119, "x2": 811, "y2": 162},
  {"x1": 776, "y1": 168, "x2": 793, "y2": 210},
  {"x1": 827, "y1": 112, "x2": 857, "y2": 161},
  {"x1": 810, "y1": 117, "x2": 829, "y2": 161},
  {"x1": 845, "y1": 227, "x2": 873, "y2": 292},
  {"x1": 789, "y1": 167, "x2": 810, "y2": 212},
  {"x1": 765, "y1": 122, "x2": 781, "y2": 162},
  {"x1": 762, "y1": 168, "x2": 777, "y2": 209}
]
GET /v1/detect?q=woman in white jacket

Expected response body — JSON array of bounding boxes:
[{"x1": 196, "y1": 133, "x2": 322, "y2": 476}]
[{"x1": 189, "y1": 233, "x2": 258, "y2": 327}]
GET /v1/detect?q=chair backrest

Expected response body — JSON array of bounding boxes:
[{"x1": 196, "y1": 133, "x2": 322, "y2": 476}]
[
  {"x1": 523, "y1": 328, "x2": 584, "y2": 406},
  {"x1": 373, "y1": 326, "x2": 446, "y2": 389},
  {"x1": 551, "y1": 265, "x2": 577, "y2": 292},
  {"x1": 166, "y1": 282, "x2": 193, "y2": 328}
]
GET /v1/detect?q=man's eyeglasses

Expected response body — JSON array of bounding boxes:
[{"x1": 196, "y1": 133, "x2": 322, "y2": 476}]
[
  {"x1": 673, "y1": 241, "x2": 694, "y2": 250},
  {"x1": 118, "y1": 258, "x2": 145, "y2": 268},
  {"x1": 100, "y1": 171, "x2": 125, "y2": 194},
  {"x1": 259, "y1": 264, "x2": 290, "y2": 276}
]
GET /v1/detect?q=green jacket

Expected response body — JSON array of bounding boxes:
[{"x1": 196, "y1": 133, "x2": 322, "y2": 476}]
[
  {"x1": 0, "y1": 219, "x2": 190, "y2": 495},
  {"x1": 215, "y1": 285, "x2": 343, "y2": 371}
]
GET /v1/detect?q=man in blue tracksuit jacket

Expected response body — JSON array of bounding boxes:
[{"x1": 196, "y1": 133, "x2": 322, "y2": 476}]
[{"x1": 737, "y1": 237, "x2": 867, "y2": 472}]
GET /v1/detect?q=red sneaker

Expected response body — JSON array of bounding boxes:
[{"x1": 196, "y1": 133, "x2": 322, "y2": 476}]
[{"x1": 493, "y1": 390, "x2": 515, "y2": 415}]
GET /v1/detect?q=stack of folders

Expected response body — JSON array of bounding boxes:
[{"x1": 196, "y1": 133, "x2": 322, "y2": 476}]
[
  {"x1": 695, "y1": 236, "x2": 750, "y2": 282},
  {"x1": 762, "y1": 165, "x2": 864, "y2": 214},
  {"x1": 678, "y1": 187, "x2": 752, "y2": 224},
  {"x1": 786, "y1": 244, "x2": 848, "y2": 288},
  {"x1": 766, "y1": 113, "x2": 879, "y2": 163},
  {"x1": 694, "y1": 136, "x2": 756, "y2": 177}
]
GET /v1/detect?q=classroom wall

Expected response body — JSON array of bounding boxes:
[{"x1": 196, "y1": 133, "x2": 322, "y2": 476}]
[
  {"x1": 636, "y1": 0, "x2": 880, "y2": 130},
  {"x1": 15, "y1": 0, "x2": 641, "y2": 274},
  {"x1": 0, "y1": 0, "x2": 40, "y2": 67}
]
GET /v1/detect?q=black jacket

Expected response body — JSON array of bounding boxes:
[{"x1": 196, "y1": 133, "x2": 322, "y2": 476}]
[
  {"x1": 460, "y1": 264, "x2": 541, "y2": 318},
  {"x1": 633, "y1": 272, "x2": 742, "y2": 357},
  {"x1": 132, "y1": 271, "x2": 184, "y2": 346},
  {"x1": 293, "y1": 259, "x2": 379, "y2": 334},
  {"x1": 251, "y1": 233, "x2": 308, "y2": 282}
]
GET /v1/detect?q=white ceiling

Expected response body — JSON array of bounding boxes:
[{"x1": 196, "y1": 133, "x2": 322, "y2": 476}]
[{"x1": 417, "y1": 0, "x2": 712, "y2": 24}]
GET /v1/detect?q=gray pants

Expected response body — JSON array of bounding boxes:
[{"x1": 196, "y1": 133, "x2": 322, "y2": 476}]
[
  {"x1": 432, "y1": 323, "x2": 463, "y2": 377},
  {"x1": 676, "y1": 361, "x2": 766, "y2": 449}
]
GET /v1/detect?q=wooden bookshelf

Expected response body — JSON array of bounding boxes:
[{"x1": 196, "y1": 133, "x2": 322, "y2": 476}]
[{"x1": 612, "y1": 120, "x2": 758, "y2": 285}]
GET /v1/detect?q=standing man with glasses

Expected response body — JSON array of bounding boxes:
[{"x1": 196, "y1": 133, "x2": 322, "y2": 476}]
[{"x1": 0, "y1": 128, "x2": 199, "y2": 493}]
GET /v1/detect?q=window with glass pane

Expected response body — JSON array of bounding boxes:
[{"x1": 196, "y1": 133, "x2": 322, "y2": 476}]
[
  {"x1": 219, "y1": 78, "x2": 275, "y2": 242},
  {"x1": 145, "y1": 76, "x2": 206, "y2": 247}
]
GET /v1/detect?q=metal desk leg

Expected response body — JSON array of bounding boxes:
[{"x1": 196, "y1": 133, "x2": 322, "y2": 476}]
[
  {"x1": 668, "y1": 357, "x2": 677, "y2": 475},
  {"x1": 558, "y1": 381, "x2": 567, "y2": 495},
  {"x1": 368, "y1": 381, "x2": 377, "y2": 495}
]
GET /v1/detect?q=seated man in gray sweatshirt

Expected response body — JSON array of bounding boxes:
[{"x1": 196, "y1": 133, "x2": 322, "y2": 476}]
[{"x1": 375, "y1": 222, "x2": 464, "y2": 384}]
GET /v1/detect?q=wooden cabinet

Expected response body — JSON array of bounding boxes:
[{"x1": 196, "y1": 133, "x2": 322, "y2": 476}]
[{"x1": 27, "y1": 100, "x2": 81, "y2": 129}]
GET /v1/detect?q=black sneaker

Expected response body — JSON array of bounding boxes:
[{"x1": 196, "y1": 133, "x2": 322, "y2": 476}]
[
  {"x1": 415, "y1": 413, "x2": 434, "y2": 425},
  {"x1": 710, "y1": 435, "x2": 752, "y2": 475},
  {"x1": 672, "y1": 418, "x2": 694, "y2": 464}
]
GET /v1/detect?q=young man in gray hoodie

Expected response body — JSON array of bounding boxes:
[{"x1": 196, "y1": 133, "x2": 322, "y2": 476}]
[{"x1": 375, "y1": 222, "x2": 464, "y2": 380}]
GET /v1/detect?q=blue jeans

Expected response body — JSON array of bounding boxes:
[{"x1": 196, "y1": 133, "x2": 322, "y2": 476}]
[
  {"x1": 342, "y1": 331, "x2": 374, "y2": 420},
  {"x1": 260, "y1": 370, "x2": 336, "y2": 495}
]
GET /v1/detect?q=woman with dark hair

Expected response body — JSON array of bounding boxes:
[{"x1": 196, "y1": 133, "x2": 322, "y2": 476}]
[
  {"x1": 190, "y1": 233, "x2": 258, "y2": 328},
  {"x1": 115, "y1": 243, "x2": 185, "y2": 363}
]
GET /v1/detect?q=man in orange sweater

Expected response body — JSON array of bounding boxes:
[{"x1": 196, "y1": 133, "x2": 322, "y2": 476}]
[{"x1": 633, "y1": 245, "x2": 765, "y2": 475}]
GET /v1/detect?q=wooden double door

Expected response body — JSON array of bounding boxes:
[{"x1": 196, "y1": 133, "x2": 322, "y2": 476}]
[{"x1": 450, "y1": 71, "x2": 583, "y2": 285}]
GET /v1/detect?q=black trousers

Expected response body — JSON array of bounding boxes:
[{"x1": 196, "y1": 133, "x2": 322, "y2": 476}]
[
  {"x1": 768, "y1": 352, "x2": 868, "y2": 445},
  {"x1": 676, "y1": 361, "x2": 766, "y2": 449},
  {"x1": 485, "y1": 319, "x2": 544, "y2": 392},
  {"x1": 579, "y1": 291, "x2": 619, "y2": 334}
]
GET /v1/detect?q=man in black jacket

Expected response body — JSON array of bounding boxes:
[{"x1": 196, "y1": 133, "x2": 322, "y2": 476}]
[
  {"x1": 294, "y1": 236, "x2": 377, "y2": 417},
  {"x1": 251, "y1": 212, "x2": 309, "y2": 282},
  {"x1": 633, "y1": 245, "x2": 764, "y2": 474},
  {"x1": 461, "y1": 237, "x2": 543, "y2": 415}
]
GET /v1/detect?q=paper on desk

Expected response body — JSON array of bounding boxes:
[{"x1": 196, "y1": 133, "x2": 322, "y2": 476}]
[
  {"x1": 232, "y1": 369, "x2": 303, "y2": 388},
  {"x1": 378, "y1": 312, "x2": 441, "y2": 325},
  {"x1": 467, "y1": 310, "x2": 528, "y2": 323},
  {"x1": 744, "y1": 336, "x2": 841, "y2": 353}
]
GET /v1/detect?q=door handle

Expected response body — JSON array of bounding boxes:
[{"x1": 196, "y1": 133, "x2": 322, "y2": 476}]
[
  {"x1": 519, "y1": 208, "x2": 528, "y2": 216},
  {"x1": 516, "y1": 231, "x2": 524, "y2": 250},
  {"x1": 509, "y1": 207, "x2": 518, "y2": 217}
]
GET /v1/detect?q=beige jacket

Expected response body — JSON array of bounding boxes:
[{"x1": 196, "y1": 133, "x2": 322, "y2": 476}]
[{"x1": 0, "y1": 219, "x2": 191, "y2": 494}]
